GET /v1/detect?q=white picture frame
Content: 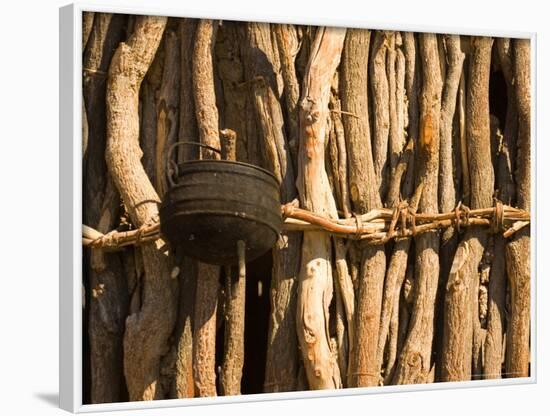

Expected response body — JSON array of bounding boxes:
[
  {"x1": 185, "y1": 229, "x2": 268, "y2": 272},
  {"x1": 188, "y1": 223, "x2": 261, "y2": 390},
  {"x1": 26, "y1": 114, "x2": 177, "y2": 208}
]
[{"x1": 59, "y1": 2, "x2": 537, "y2": 412}]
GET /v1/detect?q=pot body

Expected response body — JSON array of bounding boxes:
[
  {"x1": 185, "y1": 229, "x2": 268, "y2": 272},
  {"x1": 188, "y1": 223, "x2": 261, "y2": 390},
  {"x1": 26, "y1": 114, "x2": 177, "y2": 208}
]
[{"x1": 160, "y1": 160, "x2": 282, "y2": 265}]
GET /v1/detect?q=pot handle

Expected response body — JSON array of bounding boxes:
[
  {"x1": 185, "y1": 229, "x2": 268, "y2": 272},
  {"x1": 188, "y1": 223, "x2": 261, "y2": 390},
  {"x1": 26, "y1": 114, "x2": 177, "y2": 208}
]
[{"x1": 166, "y1": 141, "x2": 222, "y2": 187}]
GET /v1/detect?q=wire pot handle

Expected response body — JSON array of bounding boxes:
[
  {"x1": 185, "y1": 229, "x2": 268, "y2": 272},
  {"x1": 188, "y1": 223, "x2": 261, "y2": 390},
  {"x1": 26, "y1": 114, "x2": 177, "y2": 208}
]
[{"x1": 167, "y1": 140, "x2": 222, "y2": 187}]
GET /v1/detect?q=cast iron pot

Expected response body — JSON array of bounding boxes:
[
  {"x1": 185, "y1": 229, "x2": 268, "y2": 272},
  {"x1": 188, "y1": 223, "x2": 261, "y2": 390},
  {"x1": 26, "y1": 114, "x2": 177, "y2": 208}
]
[{"x1": 159, "y1": 143, "x2": 282, "y2": 266}]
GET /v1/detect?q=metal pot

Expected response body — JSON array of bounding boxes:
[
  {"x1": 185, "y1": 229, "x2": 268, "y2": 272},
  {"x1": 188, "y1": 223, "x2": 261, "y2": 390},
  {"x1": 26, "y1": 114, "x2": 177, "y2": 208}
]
[{"x1": 159, "y1": 142, "x2": 282, "y2": 265}]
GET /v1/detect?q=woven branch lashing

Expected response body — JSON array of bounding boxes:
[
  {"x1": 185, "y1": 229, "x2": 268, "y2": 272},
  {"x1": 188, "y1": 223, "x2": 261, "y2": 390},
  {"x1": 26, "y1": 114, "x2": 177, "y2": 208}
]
[{"x1": 82, "y1": 199, "x2": 530, "y2": 251}]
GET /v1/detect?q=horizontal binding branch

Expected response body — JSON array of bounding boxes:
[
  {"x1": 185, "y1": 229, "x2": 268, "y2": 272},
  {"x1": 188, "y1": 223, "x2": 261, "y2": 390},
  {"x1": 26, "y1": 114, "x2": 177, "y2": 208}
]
[{"x1": 82, "y1": 201, "x2": 530, "y2": 250}]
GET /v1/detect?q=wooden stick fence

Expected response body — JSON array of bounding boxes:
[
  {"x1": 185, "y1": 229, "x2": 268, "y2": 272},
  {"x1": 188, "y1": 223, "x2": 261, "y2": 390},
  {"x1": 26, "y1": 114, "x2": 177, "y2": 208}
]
[{"x1": 82, "y1": 200, "x2": 530, "y2": 251}]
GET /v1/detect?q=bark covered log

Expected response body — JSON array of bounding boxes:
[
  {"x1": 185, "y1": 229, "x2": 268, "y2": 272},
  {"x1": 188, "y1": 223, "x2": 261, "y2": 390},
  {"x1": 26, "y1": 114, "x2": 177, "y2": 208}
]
[
  {"x1": 434, "y1": 34, "x2": 464, "y2": 380},
  {"x1": 440, "y1": 37, "x2": 494, "y2": 382},
  {"x1": 82, "y1": 12, "x2": 95, "y2": 50},
  {"x1": 218, "y1": 131, "x2": 245, "y2": 397},
  {"x1": 83, "y1": 13, "x2": 129, "y2": 404},
  {"x1": 340, "y1": 28, "x2": 387, "y2": 388},
  {"x1": 239, "y1": 23, "x2": 304, "y2": 393},
  {"x1": 244, "y1": 23, "x2": 295, "y2": 201},
  {"x1": 377, "y1": 140, "x2": 418, "y2": 383},
  {"x1": 220, "y1": 240, "x2": 246, "y2": 395},
  {"x1": 505, "y1": 38, "x2": 531, "y2": 378},
  {"x1": 274, "y1": 24, "x2": 301, "y2": 170},
  {"x1": 328, "y1": 95, "x2": 352, "y2": 217},
  {"x1": 105, "y1": 16, "x2": 178, "y2": 401},
  {"x1": 393, "y1": 33, "x2": 442, "y2": 385},
  {"x1": 484, "y1": 235, "x2": 507, "y2": 378},
  {"x1": 155, "y1": 27, "x2": 180, "y2": 196},
  {"x1": 191, "y1": 19, "x2": 222, "y2": 397},
  {"x1": 370, "y1": 31, "x2": 390, "y2": 197},
  {"x1": 87, "y1": 181, "x2": 128, "y2": 403},
  {"x1": 193, "y1": 20, "x2": 221, "y2": 160},
  {"x1": 178, "y1": 19, "x2": 199, "y2": 162},
  {"x1": 172, "y1": 256, "x2": 196, "y2": 398},
  {"x1": 193, "y1": 263, "x2": 219, "y2": 397},
  {"x1": 483, "y1": 40, "x2": 517, "y2": 377},
  {"x1": 494, "y1": 38, "x2": 517, "y2": 205},
  {"x1": 340, "y1": 30, "x2": 377, "y2": 215},
  {"x1": 264, "y1": 232, "x2": 302, "y2": 392},
  {"x1": 215, "y1": 22, "x2": 249, "y2": 162},
  {"x1": 167, "y1": 19, "x2": 200, "y2": 399},
  {"x1": 438, "y1": 35, "x2": 465, "y2": 277},
  {"x1": 387, "y1": 32, "x2": 405, "y2": 177},
  {"x1": 83, "y1": 13, "x2": 126, "y2": 224}
]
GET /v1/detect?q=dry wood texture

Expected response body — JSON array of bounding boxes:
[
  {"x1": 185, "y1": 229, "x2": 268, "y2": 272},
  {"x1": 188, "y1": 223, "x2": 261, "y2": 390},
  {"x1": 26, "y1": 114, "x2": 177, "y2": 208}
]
[
  {"x1": 340, "y1": 28, "x2": 387, "y2": 388},
  {"x1": 393, "y1": 33, "x2": 442, "y2": 385},
  {"x1": 505, "y1": 38, "x2": 531, "y2": 378},
  {"x1": 220, "y1": 241, "x2": 246, "y2": 395},
  {"x1": 83, "y1": 13, "x2": 532, "y2": 402},
  {"x1": 105, "y1": 16, "x2": 178, "y2": 401},
  {"x1": 295, "y1": 26, "x2": 346, "y2": 390},
  {"x1": 440, "y1": 37, "x2": 494, "y2": 382},
  {"x1": 438, "y1": 35, "x2": 464, "y2": 275},
  {"x1": 219, "y1": 131, "x2": 246, "y2": 396},
  {"x1": 239, "y1": 22, "x2": 304, "y2": 393},
  {"x1": 482, "y1": 39, "x2": 516, "y2": 377},
  {"x1": 83, "y1": 12, "x2": 128, "y2": 404},
  {"x1": 170, "y1": 18, "x2": 198, "y2": 399},
  {"x1": 191, "y1": 19, "x2": 222, "y2": 397}
]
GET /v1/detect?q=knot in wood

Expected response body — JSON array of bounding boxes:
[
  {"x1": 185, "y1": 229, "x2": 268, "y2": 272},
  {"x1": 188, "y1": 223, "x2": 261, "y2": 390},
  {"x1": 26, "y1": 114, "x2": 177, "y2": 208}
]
[
  {"x1": 306, "y1": 110, "x2": 320, "y2": 124},
  {"x1": 300, "y1": 97, "x2": 319, "y2": 124},
  {"x1": 304, "y1": 327, "x2": 316, "y2": 344}
]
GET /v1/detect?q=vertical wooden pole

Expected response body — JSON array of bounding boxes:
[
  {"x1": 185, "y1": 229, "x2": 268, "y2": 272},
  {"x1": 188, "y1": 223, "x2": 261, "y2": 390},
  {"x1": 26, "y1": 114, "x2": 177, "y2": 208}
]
[
  {"x1": 393, "y1": 33, "x2": 442, "y2": 384},
  {"x1": 192, "y1": 19, "x2": 221, "y2": 397},
  {"x1": 296, "y1": 27, "x2": 346, "y2": 389},
  {"x1": 106, "y1": 16, "x2": 177, "y2": 401},
  {"x1": 505, "y1": 38, "x2": 531, "y2": 378},
  {"x1": 440, "y1": 37, "x2": 494, "y2": 382}
]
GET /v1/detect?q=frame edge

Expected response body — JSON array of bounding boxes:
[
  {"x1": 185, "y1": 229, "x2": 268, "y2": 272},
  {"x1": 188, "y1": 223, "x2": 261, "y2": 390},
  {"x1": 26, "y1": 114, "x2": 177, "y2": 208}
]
[{"x1": 60, "y1": 3, "x2": 80, "y2": 413}]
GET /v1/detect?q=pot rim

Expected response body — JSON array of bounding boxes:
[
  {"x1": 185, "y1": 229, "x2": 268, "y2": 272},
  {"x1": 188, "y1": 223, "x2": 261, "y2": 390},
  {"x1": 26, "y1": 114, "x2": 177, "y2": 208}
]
[{"x1": 176, "y1": 159, "x2": 279, "y2": 183}]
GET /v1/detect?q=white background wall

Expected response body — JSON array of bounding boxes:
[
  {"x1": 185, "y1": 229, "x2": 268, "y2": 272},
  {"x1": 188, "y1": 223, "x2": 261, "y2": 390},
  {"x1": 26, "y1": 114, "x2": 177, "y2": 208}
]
[{"x1": 0, "y1": 0, "x2": 546, "y2": 414}]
